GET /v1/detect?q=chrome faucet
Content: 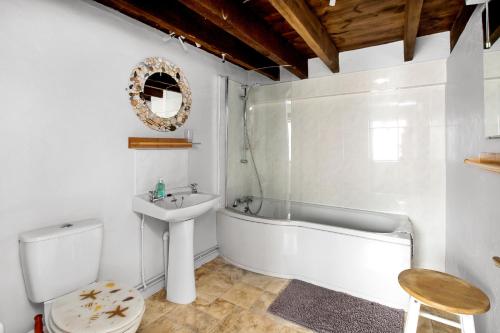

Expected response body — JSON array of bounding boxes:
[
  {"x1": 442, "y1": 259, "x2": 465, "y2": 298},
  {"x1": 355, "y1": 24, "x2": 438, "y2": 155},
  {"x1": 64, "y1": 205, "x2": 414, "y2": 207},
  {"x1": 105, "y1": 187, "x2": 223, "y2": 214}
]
[
  {"x1": 148, "y1": 190, "x2": 163, "y2": 203},
  {"x1": 190, "y1": 183, "x2": 199, "y2": 193},
  {"x1": 232, "y1": 196, "x2": 253, "y2": 207}
]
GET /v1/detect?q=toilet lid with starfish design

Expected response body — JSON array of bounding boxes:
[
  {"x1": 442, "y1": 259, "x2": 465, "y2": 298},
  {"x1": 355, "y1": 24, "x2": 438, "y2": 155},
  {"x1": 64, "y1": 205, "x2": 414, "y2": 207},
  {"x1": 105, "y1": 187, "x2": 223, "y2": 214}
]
[{"x1": 50, "y1": 281, "x2": 144, "y2": 333}]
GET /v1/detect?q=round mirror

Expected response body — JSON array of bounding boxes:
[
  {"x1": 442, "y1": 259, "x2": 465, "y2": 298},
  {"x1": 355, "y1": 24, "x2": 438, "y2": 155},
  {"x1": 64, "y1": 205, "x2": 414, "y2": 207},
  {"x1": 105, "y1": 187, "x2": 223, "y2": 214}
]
[{"x1": 129, "y1": 57, "x2": 191, "y2": 131}]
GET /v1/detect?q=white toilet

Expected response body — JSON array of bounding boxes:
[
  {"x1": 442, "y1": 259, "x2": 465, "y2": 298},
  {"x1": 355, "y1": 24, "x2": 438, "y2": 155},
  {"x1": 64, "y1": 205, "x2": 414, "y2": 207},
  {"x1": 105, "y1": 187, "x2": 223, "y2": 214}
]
[{"x1": 19, "y1": 219, "x2": 145, "y2": 333}]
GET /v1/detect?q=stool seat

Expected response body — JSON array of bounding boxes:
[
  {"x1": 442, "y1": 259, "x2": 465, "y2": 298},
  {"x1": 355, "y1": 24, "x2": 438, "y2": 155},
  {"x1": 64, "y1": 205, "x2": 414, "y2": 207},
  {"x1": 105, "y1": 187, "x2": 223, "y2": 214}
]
[{"x1": 398, "y1": 269, "x2": 490, "y2": 315}]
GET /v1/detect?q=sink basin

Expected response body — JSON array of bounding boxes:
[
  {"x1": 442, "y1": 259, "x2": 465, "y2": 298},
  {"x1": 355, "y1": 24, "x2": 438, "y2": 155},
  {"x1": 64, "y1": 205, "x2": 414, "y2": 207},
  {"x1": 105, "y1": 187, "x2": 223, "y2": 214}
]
[
  {"x1": 132, "y1": 191, "x2": 220, "y2": 304},
  {"x1": 133, "y1": 192, "x2": 220, "y2": 222}
]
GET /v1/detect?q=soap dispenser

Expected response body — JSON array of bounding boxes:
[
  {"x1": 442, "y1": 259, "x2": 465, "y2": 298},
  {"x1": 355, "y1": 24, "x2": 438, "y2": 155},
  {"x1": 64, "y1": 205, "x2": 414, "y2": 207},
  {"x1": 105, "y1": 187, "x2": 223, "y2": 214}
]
[{"x1": 156, "y1": 179, "x2": 165, "y2": 199}]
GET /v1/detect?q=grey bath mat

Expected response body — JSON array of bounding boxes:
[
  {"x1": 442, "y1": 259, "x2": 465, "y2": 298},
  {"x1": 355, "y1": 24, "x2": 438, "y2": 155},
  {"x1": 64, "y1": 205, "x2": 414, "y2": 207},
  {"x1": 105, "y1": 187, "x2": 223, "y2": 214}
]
[{"x1": 268, "y1": 280, "x2": 404, "y2": 333}]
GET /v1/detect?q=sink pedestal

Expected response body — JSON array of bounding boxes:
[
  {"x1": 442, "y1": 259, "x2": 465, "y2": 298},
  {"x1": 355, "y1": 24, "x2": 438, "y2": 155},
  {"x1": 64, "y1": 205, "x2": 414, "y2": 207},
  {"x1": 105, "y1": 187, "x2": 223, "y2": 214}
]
[{"x1": 166, "y1": 219, "x2": 196, "y2": 304}]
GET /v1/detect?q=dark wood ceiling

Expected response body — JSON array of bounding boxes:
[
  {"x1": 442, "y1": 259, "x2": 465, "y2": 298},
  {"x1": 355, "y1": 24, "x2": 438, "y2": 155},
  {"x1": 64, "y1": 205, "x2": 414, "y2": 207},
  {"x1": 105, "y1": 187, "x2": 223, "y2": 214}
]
[
  {"x1": 244, "y1": 0, "x2": 315, "y2": 58},
  {"x1": 95, "y1": 0, "x2": 472, "y2": 80},
  {"x1": 246, "y1": 0, "x2": 464, "y2": 54}
]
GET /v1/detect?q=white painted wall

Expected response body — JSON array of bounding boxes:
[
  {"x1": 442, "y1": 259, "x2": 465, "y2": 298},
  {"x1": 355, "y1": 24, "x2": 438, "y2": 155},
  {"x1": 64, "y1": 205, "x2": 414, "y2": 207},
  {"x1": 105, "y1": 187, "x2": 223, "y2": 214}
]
[
  {"x1": 445, "y1": 7, "x2": 500, "y2": 333},
  {"x1": 309, "y1": 31, "x2": 450, "y2": 77},
  {"x1": 0, "y1": 0, "x2": 248, "y2": 332}
]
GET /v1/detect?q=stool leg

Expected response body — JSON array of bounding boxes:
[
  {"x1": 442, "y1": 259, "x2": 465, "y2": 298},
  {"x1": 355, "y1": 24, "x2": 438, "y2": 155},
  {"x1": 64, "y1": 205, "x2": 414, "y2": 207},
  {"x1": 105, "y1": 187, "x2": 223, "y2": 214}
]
[
  {"x1": 460, "y1": 315, "x2": 475, "y2": 333},
  {"x1": 404, "y1": 297, "x2": 421, "y2": 333}
]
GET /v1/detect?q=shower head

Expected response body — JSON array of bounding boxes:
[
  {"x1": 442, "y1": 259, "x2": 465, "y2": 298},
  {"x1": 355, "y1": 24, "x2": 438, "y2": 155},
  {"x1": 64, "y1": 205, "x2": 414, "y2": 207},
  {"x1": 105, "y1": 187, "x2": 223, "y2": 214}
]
[
  {"x1": 240, "y1": 84, "x2": 249, "y2": 101},
  {"x1": 240, "y1": 83, "x2": 260, "y2": 102}
]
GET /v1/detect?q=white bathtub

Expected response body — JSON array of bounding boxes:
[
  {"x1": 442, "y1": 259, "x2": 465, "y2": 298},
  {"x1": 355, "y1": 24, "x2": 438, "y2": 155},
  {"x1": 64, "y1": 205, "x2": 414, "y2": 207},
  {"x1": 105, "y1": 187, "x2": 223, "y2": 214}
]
[{"x1": 216, "y1": 198, "x2": 413, "y2": 309}]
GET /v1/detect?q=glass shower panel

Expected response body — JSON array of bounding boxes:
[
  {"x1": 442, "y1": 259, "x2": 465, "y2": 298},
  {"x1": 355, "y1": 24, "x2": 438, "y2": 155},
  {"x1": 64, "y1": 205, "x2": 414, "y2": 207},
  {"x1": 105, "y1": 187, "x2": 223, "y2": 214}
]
[
  {"x1": 246, "y1": 83, "x2": 292, "y2": 201},
  {"x1": 225, "y1": 79, "x2": 292, "y2": 212},
  {"x1": 226, "y1": 79, "x2": 250, "y2": 207}
]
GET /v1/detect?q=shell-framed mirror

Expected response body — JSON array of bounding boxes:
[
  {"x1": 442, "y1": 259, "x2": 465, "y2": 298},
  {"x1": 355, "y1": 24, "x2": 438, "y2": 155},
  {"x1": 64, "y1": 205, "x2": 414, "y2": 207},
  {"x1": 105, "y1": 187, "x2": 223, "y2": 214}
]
[{"x1": 128, "y1": 57, "x2": 191, "y2": 131}]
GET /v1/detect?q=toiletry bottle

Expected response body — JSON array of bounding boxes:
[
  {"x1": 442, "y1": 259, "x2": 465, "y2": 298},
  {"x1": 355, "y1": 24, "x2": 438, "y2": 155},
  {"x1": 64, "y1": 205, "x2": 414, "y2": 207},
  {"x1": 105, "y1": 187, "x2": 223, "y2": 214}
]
[{"x1": 156, "y1": 179, "x2": 165, "y2": 198}]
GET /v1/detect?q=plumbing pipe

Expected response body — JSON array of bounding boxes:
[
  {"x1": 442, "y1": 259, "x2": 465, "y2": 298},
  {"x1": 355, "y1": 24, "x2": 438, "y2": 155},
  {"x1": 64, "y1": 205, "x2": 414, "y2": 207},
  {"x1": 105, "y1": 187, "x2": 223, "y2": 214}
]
[
  {"x1": 163, "y1": 230, "x2": 170, "y2": 289},
  {"x1": 140, "y1": 214, "x2": 147, "y2": 290}
]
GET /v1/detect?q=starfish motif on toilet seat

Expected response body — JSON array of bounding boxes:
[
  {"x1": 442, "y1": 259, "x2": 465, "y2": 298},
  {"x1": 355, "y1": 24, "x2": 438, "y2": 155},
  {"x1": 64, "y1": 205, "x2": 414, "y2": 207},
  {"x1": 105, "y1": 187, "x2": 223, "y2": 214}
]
[
  {"x1": 80, "y1": 289, "x2": 102, "y2": 300},
  {"x1": 105, "y1": 305, "x2": 128, "y2": 318}
]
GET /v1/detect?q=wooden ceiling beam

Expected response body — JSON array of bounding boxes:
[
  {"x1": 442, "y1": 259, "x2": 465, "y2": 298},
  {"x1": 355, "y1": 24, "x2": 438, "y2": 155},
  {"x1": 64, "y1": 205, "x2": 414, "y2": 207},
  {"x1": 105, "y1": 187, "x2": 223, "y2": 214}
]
[
  {"x1": 93, "y1": 0, "x2": 280, "y2": 80},
  {"x1": 178, "y1": 0, "x2": 308, "y2": 79},
  {"x1": 268, "y1": 0, "x2": 339, "y2": 73},
  {"x1": 450, "y1": 4, "x2": 477, "y2": 52},
  {"x1": 403, "y1": 0, "x2": 424, "y2": 61}
]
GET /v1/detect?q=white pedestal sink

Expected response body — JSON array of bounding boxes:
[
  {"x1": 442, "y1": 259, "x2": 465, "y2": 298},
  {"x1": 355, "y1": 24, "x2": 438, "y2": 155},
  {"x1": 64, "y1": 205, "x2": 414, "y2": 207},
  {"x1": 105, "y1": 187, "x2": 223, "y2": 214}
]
[{"x1": 132, "y1": 192, "x2": 220, "y2": 304}]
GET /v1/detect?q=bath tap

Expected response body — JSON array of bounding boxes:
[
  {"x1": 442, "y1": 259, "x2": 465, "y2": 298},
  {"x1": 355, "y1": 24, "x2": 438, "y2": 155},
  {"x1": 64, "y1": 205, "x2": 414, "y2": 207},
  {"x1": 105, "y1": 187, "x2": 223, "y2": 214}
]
[
  {"x1": 232, "y1": 196, "x2": 253, "y2": 208},
  {"x1": 190, "y1": 183, "x2": 199, "y2": 193}
]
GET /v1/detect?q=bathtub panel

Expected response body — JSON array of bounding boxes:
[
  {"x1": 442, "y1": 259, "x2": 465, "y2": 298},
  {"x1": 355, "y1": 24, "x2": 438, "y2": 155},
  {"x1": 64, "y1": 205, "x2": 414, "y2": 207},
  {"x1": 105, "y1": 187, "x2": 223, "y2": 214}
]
[
  {"x1": 295, "y1": 227, "x2": 410, "y2": 308},
  {"x1": 216, "y1": 210, "x2": 411, "y2": 309}
]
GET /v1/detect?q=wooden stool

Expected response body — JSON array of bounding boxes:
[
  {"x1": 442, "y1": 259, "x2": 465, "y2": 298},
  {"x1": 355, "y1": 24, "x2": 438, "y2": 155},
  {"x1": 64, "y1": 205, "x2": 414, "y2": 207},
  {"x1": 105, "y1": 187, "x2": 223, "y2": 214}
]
[{"x1": 398, "y1": 269, "x2": 490, "y2": 333}]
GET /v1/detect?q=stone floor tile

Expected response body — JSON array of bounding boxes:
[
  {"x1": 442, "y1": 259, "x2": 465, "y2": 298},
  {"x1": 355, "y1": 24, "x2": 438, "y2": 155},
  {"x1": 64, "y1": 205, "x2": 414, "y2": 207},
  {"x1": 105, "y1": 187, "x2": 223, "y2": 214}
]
[
  {"x1": 192, "y1": 293, "x2": 215, "y2": 306},
  {"x1": 417, "y1": 317, "x2": 434, "y2": 333},
  {"x1": 250, "y1": 291, "x2": 278, "y2": 313},
  {"x1": 196, "y1": 271, "x2": 234, "y2": 299},
  {"x1": 214, "y1": 307, "x2": 282, "y2": 333},
  {"x1": 221, "y1": 282, "x2": 264, "y2": 309},
  {"x1": 431, "y1": 321, "x2": 461, "y2": 333},
  {"x1": 200, "y1": 257, "x2": 227, "y2": 272},
  {"x1": 240, "y1": 271, "x2": 276, "y2": 290},
  {"x1": 265, "y1": 278, "x2": 290, "y2": 294},
  {"x1": 265, "y1": 313, "x2": 313, "y2": 333},
  {"x1": 140, "y1": 290, "x2": 177, "y2": 328},
  {"x1": 165, "y1": 304, "x2": 219, "y2": 332},
  {"x1": 194, "y1": 298, "x2": 239, "y2": 321},
  {"x1": 138, "y1": 315, "x2": 194, "y2": 333},
  {"x1": 217, "y1": 263, "x2": 245, "y2": 283},
  {"x1": 195, "y1": 265, "x2": 212, "y2": 281}
]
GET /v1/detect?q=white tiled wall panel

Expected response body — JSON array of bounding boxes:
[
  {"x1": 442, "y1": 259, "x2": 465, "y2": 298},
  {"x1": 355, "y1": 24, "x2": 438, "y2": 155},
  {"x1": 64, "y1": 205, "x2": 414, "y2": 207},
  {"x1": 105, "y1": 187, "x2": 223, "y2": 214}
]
[{"x1": 228, "y1": 61, "x2": 447, "y2": 269}]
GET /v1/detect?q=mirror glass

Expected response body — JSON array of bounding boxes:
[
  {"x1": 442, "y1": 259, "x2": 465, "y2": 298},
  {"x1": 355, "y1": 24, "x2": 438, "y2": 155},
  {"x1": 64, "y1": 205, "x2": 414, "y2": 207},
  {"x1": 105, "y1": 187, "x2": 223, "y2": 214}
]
[
  {"x1": 143, "y1": 72, "x2": 183, "y2": 118},
  {"x1": 484, "y1": 46, "x2": 500, "y2": 138}
]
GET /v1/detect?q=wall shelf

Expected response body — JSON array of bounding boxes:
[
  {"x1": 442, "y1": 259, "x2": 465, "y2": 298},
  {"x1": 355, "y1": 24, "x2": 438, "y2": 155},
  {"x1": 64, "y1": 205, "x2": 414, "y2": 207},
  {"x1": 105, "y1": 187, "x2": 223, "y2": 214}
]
[
  {"x1": 128, "y1": 137, "x2": 193, "y2": 149},
  {"x1": 464, "y1": 153, "x2": 500, "y2": 173}
]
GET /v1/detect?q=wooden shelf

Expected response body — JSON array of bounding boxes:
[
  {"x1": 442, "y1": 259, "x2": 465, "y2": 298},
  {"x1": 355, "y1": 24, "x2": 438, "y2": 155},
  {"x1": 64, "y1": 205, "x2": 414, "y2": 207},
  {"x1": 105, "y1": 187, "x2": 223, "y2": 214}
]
[
  {"x1": 464, "y1": 153, "x2": 500, "y2": 173},
  {"x1": 128, "y1": 137, "x2": 192, "y2": 149}
]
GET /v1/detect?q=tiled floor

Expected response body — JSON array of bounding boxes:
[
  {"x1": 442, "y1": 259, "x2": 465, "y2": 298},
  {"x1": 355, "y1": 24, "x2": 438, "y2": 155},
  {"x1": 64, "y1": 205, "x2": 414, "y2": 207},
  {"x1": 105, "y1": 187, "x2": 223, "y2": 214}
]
[{"x1": 138, "y1": 257, "x2": 459, "y2": 333}]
